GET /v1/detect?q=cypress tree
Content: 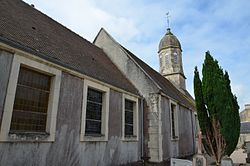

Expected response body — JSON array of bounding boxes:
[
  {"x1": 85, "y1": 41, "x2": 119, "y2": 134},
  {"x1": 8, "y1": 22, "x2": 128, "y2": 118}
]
[
  {"x1": 223, "y1": 71, "x2": 240, "y2": 155},
  {"x1": 194, "y1": 67, "x2": 213, "y2": 156},
  {"x1": 193, "y1": 51, "x2": 240, "y2": 165},
  {"x1": 194, "y1": 67, "x2": 209, "y2": 135}
]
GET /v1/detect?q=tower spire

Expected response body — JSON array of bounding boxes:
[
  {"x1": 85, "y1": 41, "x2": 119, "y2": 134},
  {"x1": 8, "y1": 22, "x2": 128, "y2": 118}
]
[
  {"x1": 158, "y1": 14, "x2": 186, "y2": 90},
  {"x1": 166, "y1": 12, "x2": 170, "y2": 30}
]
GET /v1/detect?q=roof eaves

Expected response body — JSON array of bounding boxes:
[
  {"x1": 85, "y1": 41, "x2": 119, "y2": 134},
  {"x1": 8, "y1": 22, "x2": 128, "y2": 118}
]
[
  {"x1": 1, "y1": 36, "x2": 141, "y2": 96},
  {"x1": 0, "y1": 36, "x2": 73, "y2": 70}
]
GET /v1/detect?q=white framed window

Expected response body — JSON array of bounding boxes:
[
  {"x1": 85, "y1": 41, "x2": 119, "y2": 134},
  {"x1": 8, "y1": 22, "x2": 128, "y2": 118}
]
[
  {"x1": 122, "y1": 94, "x2": 138, "y2": 141},
  {"x1": 170, "y1": 100, "x2": 179, "y2": 140},
  {"x1": 0, "y1": 54, "x2": 61, "y2": 142},
  {"x1": 80, "y1": 79, "x2": 110, "y2": 142}
]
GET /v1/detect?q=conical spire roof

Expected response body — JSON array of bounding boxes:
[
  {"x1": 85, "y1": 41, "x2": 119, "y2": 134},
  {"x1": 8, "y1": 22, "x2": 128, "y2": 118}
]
[{"x1": 158, "y1": 28, "x2": 181, "y2": 52}]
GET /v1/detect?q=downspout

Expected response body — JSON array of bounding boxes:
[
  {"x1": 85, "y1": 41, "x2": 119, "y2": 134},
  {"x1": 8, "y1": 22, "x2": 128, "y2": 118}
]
[
  {"x1": 158, "y1": 94, "x2": 163, "y2": 162},
  {"x1": 141, "y1": 98, "x2": 144, "y2": 161}
]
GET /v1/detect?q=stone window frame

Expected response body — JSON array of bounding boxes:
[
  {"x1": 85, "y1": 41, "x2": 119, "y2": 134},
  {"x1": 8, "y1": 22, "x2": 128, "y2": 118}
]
[
  {"x1": 122, "y1": 94, "x2": 139, "y2": 142},
  {"x1": 169, "y1": 100, "x2": 179, "y2": 141},
  {"x1": 10, "y1": 67, "x2": 51, "y2": 132},
  {"x1": 0, "y1": 54, "x2": 61, "y2": 142},
  {"x1": 80, "y1": 79, "x2": 110, "y2": 142}
]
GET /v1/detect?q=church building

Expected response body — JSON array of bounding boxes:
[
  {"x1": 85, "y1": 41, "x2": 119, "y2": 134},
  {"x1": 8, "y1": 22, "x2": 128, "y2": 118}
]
[
  {"x1": 94, "y1": 27, "x2": 197, "y2": 162},
  {"x1": 0, "y1": 0, "x2": 196, "y2": 165}
]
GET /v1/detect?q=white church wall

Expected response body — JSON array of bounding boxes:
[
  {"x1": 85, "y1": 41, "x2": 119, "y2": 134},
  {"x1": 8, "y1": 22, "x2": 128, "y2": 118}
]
[
  {"x1": 94, "y1": 29, "x2": 160, "y2": 97},
  {"x1": 94, "y1": 29, "x2": 164, "y2": 162},
  {"x1": 0, "y1": 49, "x2": 142, "y2": 166},
  {"x1": 161, "y1": 95, "x2": 196, "y2": 160},
  {"x1": 94, "y1": 28, "x2": 196, "y2": 163}
]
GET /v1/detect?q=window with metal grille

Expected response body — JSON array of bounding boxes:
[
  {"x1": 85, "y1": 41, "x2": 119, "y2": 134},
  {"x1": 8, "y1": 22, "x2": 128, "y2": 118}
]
[
  {"x1": 85, "y1": 88, "x2": 103, "y2": 135},
  {"x1": 10, "y1": 67, "x2": 51, "y2": 132},
  {"x1": 125, "y1": 99, "x2": 134, "y2": 136},
  {"x1": 171, "y1": 103, "x2": 177, "y2": 139}
]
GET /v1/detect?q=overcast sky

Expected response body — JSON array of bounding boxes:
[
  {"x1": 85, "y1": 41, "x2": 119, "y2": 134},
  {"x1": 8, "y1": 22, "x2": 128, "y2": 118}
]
[{"x1": 24, "y1": 0, "x2": 250, "y2": 111}]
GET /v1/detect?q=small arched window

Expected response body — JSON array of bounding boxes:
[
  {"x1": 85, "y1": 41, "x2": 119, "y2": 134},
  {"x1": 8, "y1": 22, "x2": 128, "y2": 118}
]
[{"x1": 173, "y1": 52, "x2": 178, "y2": 64}]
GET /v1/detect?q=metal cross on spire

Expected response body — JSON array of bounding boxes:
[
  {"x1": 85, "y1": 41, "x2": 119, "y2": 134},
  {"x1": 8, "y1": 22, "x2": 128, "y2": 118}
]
[{"x1": 166, "y1": 12, "x2": 170, "y2": 29}]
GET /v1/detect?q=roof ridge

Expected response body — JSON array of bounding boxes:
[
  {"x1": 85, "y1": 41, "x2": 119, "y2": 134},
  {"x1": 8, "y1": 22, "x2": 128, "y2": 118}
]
[
  {"x1": 96, "y1": 46, "x2": 141, "y2": 96},
  {"x1": 120, "y1": 46, "x2": 195, "y2": 109},
  {"x1": 93, "y1": 28, "x2": 194, "y2": 109},
  {"x1": 94, "y1": 28, "x2": 163, "y2": 91},
  {"x1": 119, "y1": 45, "x2": 163, "y2": 90},
  {"x1": 132, "y1": 49, "x2": 189, "y2": 94}
]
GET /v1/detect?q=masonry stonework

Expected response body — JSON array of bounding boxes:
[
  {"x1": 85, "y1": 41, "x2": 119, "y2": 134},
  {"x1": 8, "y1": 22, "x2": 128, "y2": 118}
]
[
  {"x1": 158, "y1": 29, "x2": 186, "y2": 90},
  {"x1": 0, "y1": 69, "x2": 142, "y2": 166},
  {"x1": 0, "y1": 50, "x2": 13, "y2": 128},
  {"x1": 94, "y1": 28, "x2": 196, "y2": 163}
]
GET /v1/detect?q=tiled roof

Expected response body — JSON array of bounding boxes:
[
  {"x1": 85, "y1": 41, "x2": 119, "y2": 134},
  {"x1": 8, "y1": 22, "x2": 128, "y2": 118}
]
[
  {"x1": 0, "y1": 0, "x2": 139, "y2": 95},
  {"x1": 241, "y1": 122, "x2": 250, "y2": 134},
  {"x1": 121, "y1": 46, "x2": 195, "y2": 109}
]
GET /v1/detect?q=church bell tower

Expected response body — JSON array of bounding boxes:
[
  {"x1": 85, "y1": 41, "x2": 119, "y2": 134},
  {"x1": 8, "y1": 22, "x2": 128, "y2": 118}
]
[{"x1": 158, "y1": 27, "x2": 186, "y2": 90}]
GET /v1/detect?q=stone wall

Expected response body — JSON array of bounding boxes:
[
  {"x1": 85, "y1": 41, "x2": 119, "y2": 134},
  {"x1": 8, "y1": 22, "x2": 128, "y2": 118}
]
[
  {"x1": 94, "y1": 29, "x2": 162, "y2": 162},
  {"x1": 0, "y1": 50, "x2": 13, "y2": 128},
  {"x1": 0, "y1": 50, "x2": 142, "y2": 165},
  {"x1": 159, "y1": 47, "x2": 185, "y2": 90},
  {"x1": 94, "y1": 29, "x2": 159, "y2": 98},
  {"x1": 147, "y1": 94, "x2": 162, "y2": 162},
  {"x1": 161, "y1": 95, "x2": 195, "y2": 160},
  {"x1": 94, "y1": 29, "x2": 196, "y2": 162},
  {"x1": 240, "y1": 104, "x2": 250, "y2": 122},
  {"x1": 178, "y1": 105, "x2": 195, "y2": 157},
  {"x1": 161, "y1": 95, "x2": 171, "y2": 160}
]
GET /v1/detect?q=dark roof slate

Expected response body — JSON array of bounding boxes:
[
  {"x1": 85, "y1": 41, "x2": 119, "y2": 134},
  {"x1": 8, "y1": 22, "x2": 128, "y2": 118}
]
[
  {"x1": 0, "y1": 0, "x2": 139, "y2": 95},
  {"x1": 121, "y1": 46, "x2": 195, "y2": 109},
  {"x1": 241, "y1": 122, "x2": 250, "y2": 134}
]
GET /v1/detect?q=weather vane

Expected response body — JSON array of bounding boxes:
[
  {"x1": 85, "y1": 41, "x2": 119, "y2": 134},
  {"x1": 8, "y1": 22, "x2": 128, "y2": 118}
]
[{"x1": 166, "y1": 12, "x2": 170, "y2": 29}]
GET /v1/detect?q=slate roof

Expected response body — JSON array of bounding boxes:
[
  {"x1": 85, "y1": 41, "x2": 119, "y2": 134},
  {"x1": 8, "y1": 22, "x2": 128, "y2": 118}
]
[
  {"x1": 0, "y1": 0, "x2": 139, "y2": 95},
  {"x1": 120, "y1": 46, "x2": 195, "y2": 109},
  {"x1": 241, "y1": 122, "x2": 250, "y2": 134}
]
